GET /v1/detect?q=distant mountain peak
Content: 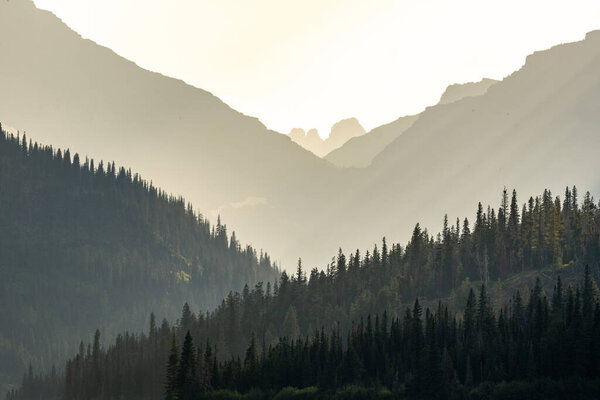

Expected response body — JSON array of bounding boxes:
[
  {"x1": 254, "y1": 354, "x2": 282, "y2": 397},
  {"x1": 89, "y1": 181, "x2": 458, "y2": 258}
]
[
  {"x1": 5, "y1": 0, "x2": 35, "y2": 7},
  {"x1": 585, "y1": 30, "x2": 600, "y2": 40},
  {"x1": 307, "y1": 128, "x2": 322, "y2": 139},
  {"x1": 438, "y1": 78, "x2": 498, "y2": 105},
  {"x1": 288, "y1": 118, "x2": 363, "y2": 157},
  {"x1": 324, "y1": 78, "x2": 497, "y2": 168},
  {"x1": 326, "y1": 117, "x2": 365, "y2": 149},
  {"x1": 289, "y1": 127, "x2": 307, "y2": 141}
]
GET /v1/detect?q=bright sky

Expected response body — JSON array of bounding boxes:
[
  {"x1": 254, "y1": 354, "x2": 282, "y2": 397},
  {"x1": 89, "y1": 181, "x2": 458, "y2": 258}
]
[{"x1": 34, "y1": 0, "x2": 600, "y2": 138}]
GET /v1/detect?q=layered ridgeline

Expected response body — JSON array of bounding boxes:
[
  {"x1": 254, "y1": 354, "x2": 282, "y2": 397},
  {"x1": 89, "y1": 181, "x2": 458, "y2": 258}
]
[
  {"x1": 288, "y1": 118, "x2": 366, "y2": 158},
  {"x1": 214, "y1": 30, "x2": 600, "y2": 269},
  {"x1": 0, "y1": 0, "x2": 338, "y2": 269},
  {"x1": 324, "y1": 78, "x2": 498, "y2": 168},
  {"x1": 323, "y1": 114, "x2": 419, "y2": 168},
  {"x1": 0, "y1": 126, "x2": 279, "y2": 390},
  {"x1": 9, "y1": 185, "x2": 600, "y2": 399},
  {"x1": 3, "y1": 0, "x2": 600, "y2": 270}
]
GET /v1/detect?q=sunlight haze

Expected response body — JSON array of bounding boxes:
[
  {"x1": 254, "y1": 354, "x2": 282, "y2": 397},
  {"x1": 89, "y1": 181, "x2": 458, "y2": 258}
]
[
  {"x1": 32, "y1": 0, "x2": 599, "y2": 136},
  {"x1": 3, "y1": 1, "x2": 600, "y2": 395}
]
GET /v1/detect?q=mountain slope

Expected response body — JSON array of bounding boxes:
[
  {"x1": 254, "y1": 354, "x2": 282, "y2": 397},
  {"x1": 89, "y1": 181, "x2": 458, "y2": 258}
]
[
  {"x1": 324, "y1": 114, "x2": 418, "y2": 168},
  {"x1": 10, "y1": 183, "x2": 600, "y2": 399},
  {"x1": 0, "y1": 127, "x2": 279, "y2": 389},
  {"x1": 288, "y1": 128, "x2": 325, "y2": 156},
  {"x1": 374, "y1": 31, "x2": 600, "y2": 218},
  {"x1": 437, "y1": 78, "x2": 498, "y2": 105},
  {"x1": 319, "y1": 31, "x2": 600, "y2": 259},
  {"x1": 324, "y1": 79, "x2": 497, "y2": 168},
  {"x1": 0, "y1": 0, "x2": 337, "y2": 262},
  {"x1": 2, "y1": 0, "x2": 600, "y2": 272},
  {"x1": 207, "y1": 32, "x2": 600, "y2": 268},
  {"x1": 288, "y1": 118, "x2": 365, "y2": 157},
  {"x1": 323, "y1": 118, "x2": 366, "y2": 155}
]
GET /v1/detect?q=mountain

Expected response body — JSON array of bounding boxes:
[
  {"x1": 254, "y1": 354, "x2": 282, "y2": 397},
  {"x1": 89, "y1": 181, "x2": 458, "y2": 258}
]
[
  {"x1": 10, "y1": 184, "x2": 600, "y2": 400},
  {"x1": 0, "y1": 0, "x2": 338, "y2": 266},
  {"x1": 288, "y1": 118, "x2": 365, "y2": 157},
  {"x1": 315, "y1": 31, "x2": 600, "y2": 264},
  {"x1": 288, "y1": 128, "x2": 325, "y2": 156},
  {"x1": 437, "y1": 78, "x2": 498, "y2": 105},
  {"x1": 0, "y1": 127, "x2": 279, "y2": 390},
  {"x1": 363, "y1": 30, "x2": 600, "y2": 236},
  {"x1": 2, "y1": 0, "x2": 600, "y2": 273},
  {"x1": 324, "y1": 79, "x2": 497, "y2": 168},
  {"x1": 324, "y1": 114, "x2": 418, "y2": 168},
  {"x1": 323, "y1": 118, "x2": 366, "y2": 155}
]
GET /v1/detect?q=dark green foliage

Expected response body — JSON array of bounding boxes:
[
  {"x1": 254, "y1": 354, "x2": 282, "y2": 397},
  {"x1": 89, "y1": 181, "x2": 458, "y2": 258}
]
[
  {"x1": 4, "y1": 120, "x2": 600, "y2": 399},
  {"x1": 177, "y1": 332, "x2": 198, "y2": 399},
  {"x1": 9, "y1": 181, "x2": 600, "y2": 399},
  {"x1": 15, "y1": 272, "x2": 599, "y2": 400},
  {"x1": 165, "y1": 335, "x2": 179, "y2": 400},
  {"x1": 0, "y1": 126, "x2": 280, "y2": 387}
]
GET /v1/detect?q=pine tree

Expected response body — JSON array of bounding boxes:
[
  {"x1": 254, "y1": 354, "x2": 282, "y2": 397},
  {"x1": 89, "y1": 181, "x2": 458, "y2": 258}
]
[
  {"x1": 582, "y1": 265, "x2": 597, "y2": 328},
  {"x1": 244, "y1": 331, "x2": 259, "y2": 371},
  {"x1": 177, "y1": 331, "x2": 197, "y2": 400},
  {"x1": 282, "y1": 305, "x2": 300, "y2": 340},
  {"x1": 165, "y1": 335, "x2": 179, "y2": 400}
]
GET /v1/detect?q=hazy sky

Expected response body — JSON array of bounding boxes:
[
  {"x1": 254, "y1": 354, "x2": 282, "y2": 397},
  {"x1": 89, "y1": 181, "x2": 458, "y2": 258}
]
[{"x1": 34, "y1": 0, "x2": 600, "y2": 137}]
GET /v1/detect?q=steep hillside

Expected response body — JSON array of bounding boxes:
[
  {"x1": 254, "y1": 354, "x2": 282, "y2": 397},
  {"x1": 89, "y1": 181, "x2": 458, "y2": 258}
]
[
  {"x1": 221, "y1": 32, "x2": 600, "y2": 268},
  {"x1": 317, "y1": 31, "x2": 600, "y2": 263},
  {"x1": 325, "y1": 79, "x2": 497, "y2": 168},
  {"x1": 324, "y1": 118, "x2": 366, "y2": 154},
  {"x1": 365, "y1": 31, "x2": 600, "y2": 239},
  {"x1": 0, "y1": 126, "x2": 279, "y2": 389},
  {"x1": 289, "y1": 128, "x2": 324, "y2": 155},
  {"x1": 324, "y1": 114, "x2": 418, "y2": 168},
  {"x1": 437, "y1": 78, "x2": 498, "y2": 105},
  {"x1": 2, "y1": 0, "x2": 600, "y2": 272},
  {"x1": 10, "y1": 184, "x2": 600, "y2": 399},
  {"x1": 0, "y1": 0, "x2": 338, "y2": 265}
]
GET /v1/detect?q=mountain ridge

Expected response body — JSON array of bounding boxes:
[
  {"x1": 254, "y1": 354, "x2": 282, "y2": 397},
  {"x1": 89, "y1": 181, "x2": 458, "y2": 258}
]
[
  {"x1": 325, "y1": 78, "x2": 497, "y2": 168},
  {"x1": 312, "y1": 29, "x2": 600, "y2": 268},
  {"x1": 438, "y1": 77, "x2": 498, "y2": 105},
  {"x1": 2, "y1": 0, "x2": 600, "y2": 271},
  {"x1": 0, "y1": 0, "x2": 341, "y2": 269},
  {"x1": 0, "y1": 125, "x2": 280, "y2": 389},
  {"x1": 0, "y1": 0, "x2": 336, "y2": 210},
  {"x1": 288, "y1": 117, "x2": 365, "y2": 157}
]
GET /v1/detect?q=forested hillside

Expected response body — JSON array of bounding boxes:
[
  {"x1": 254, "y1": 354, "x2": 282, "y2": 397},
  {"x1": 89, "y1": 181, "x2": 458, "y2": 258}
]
[
  {"x1": 11, "y1": 270, "x2": 599, "y2": 400},
  {"x1": 0, "y1": 0, "x2": 339, "y2": 271},
  {"x1": 219, "y1": 30, "x2": 600, "y2": 269},
  {"x1": 0, "y1": 124, "x2": 279, "y2": 389},
  {"x1": 9, "y1": 183, "x2": 600, "y2": 399},
  {"x1": 3, "y1": 1, "x2": 600, "y2": 272}
]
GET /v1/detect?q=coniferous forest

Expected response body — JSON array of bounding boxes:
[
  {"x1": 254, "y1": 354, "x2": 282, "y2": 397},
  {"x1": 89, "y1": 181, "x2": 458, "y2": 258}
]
[
  {"x1": 5, "y1": 116, "x2": 600, "y2": 398},
  {"x1": 0, "y1": 125, "x2": 279, "y2": 389},
  {"x1": 3, "y1": 3, "x2": 600, "y2": 398},
  {"x1": 10, "y1": 270, "x2": 600, "y2": 400}
]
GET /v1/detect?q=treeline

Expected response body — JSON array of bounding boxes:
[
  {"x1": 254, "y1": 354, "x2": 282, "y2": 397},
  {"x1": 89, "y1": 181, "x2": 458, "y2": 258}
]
[
  {"x1": 163, "y1": 270, "x2": 600, "y2": 399},
  {"x1": 6, "y1": 179, "x2": 600, "y2": 398},
  {"x1": 160, "y1": 184, "x2": 600, "y2": 366},
  {"x1": 0, "y1": 124, "x2": 279, "y2": 387},
  {"x1": 11, "y1": 268, "x2": 599, "y2": 400}
]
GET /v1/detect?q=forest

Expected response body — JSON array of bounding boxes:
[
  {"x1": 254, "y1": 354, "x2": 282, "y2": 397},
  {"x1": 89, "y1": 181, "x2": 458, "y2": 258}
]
[
  {"x1": 9, "y1": 269, "x2": 600, "y2": 400},
  {"x1": 6, "y1": 171, "x2": 600, "y2": 399},
  {"x1": 0, "y1": 124, "x2": 279, "y2": 389},
  {"x1": 3, "y1": 3, "x2": 600, "y2": 398}
]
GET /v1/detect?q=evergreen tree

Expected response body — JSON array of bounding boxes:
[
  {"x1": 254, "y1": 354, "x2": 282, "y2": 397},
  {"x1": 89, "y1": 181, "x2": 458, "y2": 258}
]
[
  {"x1": 165, "y1": 336, "x2": 179, "y2": 400},
  {"x1": 176, "y1": 332, "x2": 197, "y2": 400}
]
